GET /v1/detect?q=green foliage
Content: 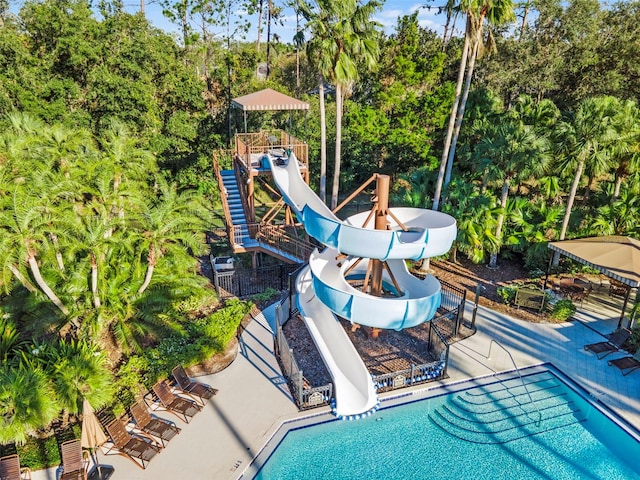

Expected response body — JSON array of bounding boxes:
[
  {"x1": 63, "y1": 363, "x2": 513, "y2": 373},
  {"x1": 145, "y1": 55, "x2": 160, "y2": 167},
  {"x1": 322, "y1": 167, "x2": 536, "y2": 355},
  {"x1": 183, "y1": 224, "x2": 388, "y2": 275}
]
[
  {"x1": 626, "y1": 325, "x2": 640, "y2": 354},
  {"x1": 549, "y1": 299, "x2": 577, "y2": 321},
  {"x1": 250, "y1": 287, "x2": 280, "y2": 305},
  {"x1": 117, "y1": 299, "x2": 252, "y2": 392},
  {"x1": 0, "y1": 363, "x2": 60, "y2": 445},
  {"x1": 47, "y1": 339, "x2": 114, "y2": 414},
  {"x1": 497, "y1": 286, "x2": 517, "y2": 306}
]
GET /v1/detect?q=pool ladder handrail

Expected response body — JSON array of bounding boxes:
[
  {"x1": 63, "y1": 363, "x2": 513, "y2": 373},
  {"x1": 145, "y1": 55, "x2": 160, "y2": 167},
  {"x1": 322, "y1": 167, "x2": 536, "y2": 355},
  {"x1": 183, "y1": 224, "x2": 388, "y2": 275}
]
[{"x1": 488, "y1": 339, "x2": 542, "y2": 426}]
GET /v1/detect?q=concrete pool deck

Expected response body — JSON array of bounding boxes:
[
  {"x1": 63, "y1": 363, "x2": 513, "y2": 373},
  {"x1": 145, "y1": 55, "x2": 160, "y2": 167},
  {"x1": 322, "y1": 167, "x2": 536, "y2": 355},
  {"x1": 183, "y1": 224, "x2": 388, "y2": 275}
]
[{"x1": 31, "y1": 294, "x2": 640, "y2": 480}]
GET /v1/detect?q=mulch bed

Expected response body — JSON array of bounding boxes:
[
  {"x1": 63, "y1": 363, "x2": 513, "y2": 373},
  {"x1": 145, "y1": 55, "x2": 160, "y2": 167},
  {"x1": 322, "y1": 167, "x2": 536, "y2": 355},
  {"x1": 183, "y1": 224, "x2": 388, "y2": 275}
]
[{"x1": 281, "y1": 255, "x2": 547, "y2": 388}]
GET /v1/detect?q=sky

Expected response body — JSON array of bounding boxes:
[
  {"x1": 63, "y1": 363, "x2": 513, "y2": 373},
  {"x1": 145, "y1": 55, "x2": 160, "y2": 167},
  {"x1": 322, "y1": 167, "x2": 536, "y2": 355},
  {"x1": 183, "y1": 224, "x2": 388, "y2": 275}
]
[{"x1": 117, "y1": 0, "x2": 452, "y2": 44}]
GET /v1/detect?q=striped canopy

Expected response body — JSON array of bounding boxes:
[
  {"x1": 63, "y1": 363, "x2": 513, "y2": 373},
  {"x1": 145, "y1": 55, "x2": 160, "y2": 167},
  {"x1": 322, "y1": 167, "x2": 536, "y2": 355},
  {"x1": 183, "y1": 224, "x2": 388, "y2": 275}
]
[
  {"x1": 548, "y1": 236, "x2": 640, "y2": 288},
  {"x1": 232, "y1": 89, "x2": 309, "y2": 111}
]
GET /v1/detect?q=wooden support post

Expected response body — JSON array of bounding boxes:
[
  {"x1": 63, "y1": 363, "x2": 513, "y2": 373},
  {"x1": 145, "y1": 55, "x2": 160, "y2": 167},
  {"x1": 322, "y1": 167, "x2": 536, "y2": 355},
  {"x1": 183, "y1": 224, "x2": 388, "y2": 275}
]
[
  {"x1": 370, "y1": 175, "x2": 390, "y2": 298},
  {"x1": 247, "y1": 173, "x2": 255, "y2": 222}
]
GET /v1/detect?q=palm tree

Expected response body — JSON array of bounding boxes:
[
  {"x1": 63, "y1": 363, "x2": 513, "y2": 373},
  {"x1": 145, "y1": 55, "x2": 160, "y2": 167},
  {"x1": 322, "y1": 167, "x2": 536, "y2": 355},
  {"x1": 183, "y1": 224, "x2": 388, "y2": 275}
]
[
  {"x1": 591, "y1": 188, "x2": 640, "y2": 236},
  {"x1": 301, "y1": 1, "x2": 333, "y2": 204},
  {"x1": 0, "y1": 190, "x2": 70, "y2": 315},
  {"x1": 392, "y1": 167, "x2": 433, "y2": 208},
  {"x1": 552, "y1": 96, "x2": 619, "y2": 264},
  {"x1": 0, "y1": 363, "x2": 59, "y2": 445},
  {"x1": 433, "y1": 0, "x2": 515, "y2": 211},
  {"x1": 302, "y1": 0, "x2": 382, "y2": 209},
  {"x1": 442, "y1": 179, "x2": 500, "y2": 264},
  {"x1": 69, "y1": 214, "x2": 115, "y2": 309},
  {"x1": 48, "y1": 340, "x2": 113, "y2": 415},
  {"x1": 610, "y1": 100, "x2": 640, "y2": 200},
  {"x1": 135, "y1": 179, "x2": 208, "y2": 295},
  {"x1": 474, "y1": 119, "x2": 550, "y2": 267}
]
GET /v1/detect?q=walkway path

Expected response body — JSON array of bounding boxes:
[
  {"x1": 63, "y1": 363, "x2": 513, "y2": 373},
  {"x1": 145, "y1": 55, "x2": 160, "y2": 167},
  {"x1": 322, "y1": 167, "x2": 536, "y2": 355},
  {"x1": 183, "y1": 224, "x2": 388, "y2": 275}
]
[{"x1": 32, "y1": 294, "x2": 640, "y2": 480}]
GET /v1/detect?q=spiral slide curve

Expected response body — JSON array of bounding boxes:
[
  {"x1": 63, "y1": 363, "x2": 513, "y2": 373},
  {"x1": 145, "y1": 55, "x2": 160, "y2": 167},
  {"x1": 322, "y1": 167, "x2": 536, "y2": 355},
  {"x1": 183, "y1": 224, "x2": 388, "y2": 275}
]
[{"x1": 266, "y1": 153, "x2": 456, "y2": 417}]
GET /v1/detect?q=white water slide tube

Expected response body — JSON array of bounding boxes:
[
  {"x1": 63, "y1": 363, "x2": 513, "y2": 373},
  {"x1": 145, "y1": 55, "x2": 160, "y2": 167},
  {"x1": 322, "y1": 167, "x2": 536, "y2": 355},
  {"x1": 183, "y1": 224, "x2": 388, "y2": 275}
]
[
  {"x1": 296, "y1": 266, "x2": 378, "y2": 417},
  {"x1": 266, "y1": 153, "x2": 457, "y2": 260},
  {"x1": 264, "y1": 153, "x2": 456, "y2": 416}
]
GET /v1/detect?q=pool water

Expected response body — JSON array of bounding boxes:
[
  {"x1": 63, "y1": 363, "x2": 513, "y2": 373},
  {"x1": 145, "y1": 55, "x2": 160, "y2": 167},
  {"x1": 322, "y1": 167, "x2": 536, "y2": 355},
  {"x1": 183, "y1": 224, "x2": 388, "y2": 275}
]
[{"x1": 251, "y1": 368, "x2": 640, "y2": 480}]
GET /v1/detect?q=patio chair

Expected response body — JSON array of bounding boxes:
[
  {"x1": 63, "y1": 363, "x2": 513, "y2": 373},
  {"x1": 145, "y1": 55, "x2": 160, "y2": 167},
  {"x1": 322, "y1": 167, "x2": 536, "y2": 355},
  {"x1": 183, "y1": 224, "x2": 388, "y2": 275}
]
[
  {"x1": 0, "y1": 454, "x2": 31, "y2": 480},
  {"x1": 607, "y1": 349, "x2": 640, "y2": 376},
  {"x1": 171, "y1": 365, "x2": 218, "y2": 405},
  {"x1": 130, "y1": 400, "x2": 181, "y2": 447},
  {"x1": 584, "y1": 328, "x2": 631, "y2": 359},
  {"x1": 104, "y1": 418, "x2": 161, "y2": 470},
  {"x1": 152, "y1": 381, "x2": 202, "y2": 423},
  {"x1": 59, "y1": 439, "x2": 89, "y2": 480}
]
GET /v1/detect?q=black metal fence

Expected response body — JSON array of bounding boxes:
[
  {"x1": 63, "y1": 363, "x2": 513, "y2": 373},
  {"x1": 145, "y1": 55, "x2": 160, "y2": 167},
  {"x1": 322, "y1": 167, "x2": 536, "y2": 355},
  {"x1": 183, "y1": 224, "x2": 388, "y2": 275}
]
[
  {"x1": 438, "y1": 278, "x2": 470, "y2": 334},
  {"x1": 226, "y1": 262, "x2": 468, "y2": 413},
  {"x1": 372, "y1": 322, "x2": 449, "y2": 392},
  {"x1": 274, "y1": 296, "x2": 333, "y2": 410},
  {"x1": 213, "y1": 263, "x2": 302, "y2": 299}
]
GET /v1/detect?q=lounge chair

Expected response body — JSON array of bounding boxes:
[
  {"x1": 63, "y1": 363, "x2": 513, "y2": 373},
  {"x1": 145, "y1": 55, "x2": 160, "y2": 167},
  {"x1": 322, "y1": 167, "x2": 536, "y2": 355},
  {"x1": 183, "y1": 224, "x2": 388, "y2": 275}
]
[
  {"x1": 104, "y1": 418, "x2": 161, "y2": 469},
  {"x1": 59, "y1": 439, "x2": 89, "y2": 480},
  {"x1": 0, "y1": 454, "x2": 31, "y2": 480},
  {"x1": 607, "y1": 349, "x2": 640, "y2": 376},
  {"x1": 584, "y1": 328, "x2": 631, "y2": 359},
  {"x1": 130, "y1": 400, "x2": 181, "y2": 447},
  {"x1": 171, "y1": 365, "x2": 218, "y2": 405},
  {"x1": 152, "y1": 381, "x2": 202, "y2": 423}
]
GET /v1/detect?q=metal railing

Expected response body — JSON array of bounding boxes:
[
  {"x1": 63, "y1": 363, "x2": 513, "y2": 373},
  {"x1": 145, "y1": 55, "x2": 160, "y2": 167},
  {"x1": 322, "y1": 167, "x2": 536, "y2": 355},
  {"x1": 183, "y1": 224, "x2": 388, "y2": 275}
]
[
  {"x1": 213, "y1": 264, "x2": 301, "y2": 299},
  {"x1": 488, "y1": 339, "x2": 541, "y2": 424},
  {"x1": 371, "y1": 320, "x2": 450, "y2": 392}
]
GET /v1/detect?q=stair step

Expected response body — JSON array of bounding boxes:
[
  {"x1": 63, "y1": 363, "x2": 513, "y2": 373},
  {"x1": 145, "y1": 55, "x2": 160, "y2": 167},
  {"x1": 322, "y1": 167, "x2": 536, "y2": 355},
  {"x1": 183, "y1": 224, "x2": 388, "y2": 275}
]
[
  {"x1": 464, "y1": 376, "x2": 559, "y2": 397},
  {"x1": 429, "y1": 408, "x2": 586, "y2": 444},
  {"x1": 437, "y1": 400, "x2": 579, "y2": 433},
  {"x1": 453, "y1": 386, "x2": 564, "y2": 411}
]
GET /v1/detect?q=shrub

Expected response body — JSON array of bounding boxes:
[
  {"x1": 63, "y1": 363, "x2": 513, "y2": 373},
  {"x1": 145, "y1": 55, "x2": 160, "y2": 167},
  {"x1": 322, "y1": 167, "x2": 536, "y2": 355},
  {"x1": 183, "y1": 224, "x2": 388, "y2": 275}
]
[
  {"x1": 190, "y1": 299, "x2": 254, "y2": 356},
  {"x1": 250, "y1": 287, "x2": 279, "y2": 304},
  {"x1": 497, "y1": 286, "x2": 517, "y2": 306},
  {"x1": 549, "y1": 299, "x2": 576, "y2": 321},
  {"x1": 117, "y1": 299, "x2": 253, "y2": 390},
  {"x1": 626, "y1": 326, "x2": 640, "y2": 353}
]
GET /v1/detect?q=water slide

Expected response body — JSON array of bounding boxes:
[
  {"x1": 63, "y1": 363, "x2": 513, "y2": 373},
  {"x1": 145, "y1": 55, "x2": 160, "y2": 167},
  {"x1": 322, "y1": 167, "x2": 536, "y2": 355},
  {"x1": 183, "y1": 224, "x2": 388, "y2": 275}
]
[{"x1": 265, "y1": 153, "x2": 456, "y2": 417}]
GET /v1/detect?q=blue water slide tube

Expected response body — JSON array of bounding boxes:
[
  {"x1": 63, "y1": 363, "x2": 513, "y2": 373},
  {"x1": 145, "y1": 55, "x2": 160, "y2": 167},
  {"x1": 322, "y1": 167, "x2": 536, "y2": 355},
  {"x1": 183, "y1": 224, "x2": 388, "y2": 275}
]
[
  {"x1": 267, "y1": 153, "x2": 457, "y2": 261},
  {"x1": 309, "y1": 249, "x2": 441, "y2": 330}
]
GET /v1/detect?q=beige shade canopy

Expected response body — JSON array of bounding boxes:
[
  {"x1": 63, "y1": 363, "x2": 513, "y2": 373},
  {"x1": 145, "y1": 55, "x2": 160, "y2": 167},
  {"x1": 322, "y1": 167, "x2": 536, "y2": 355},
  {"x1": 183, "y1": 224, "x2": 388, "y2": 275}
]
[
  {"x1": 81, "y1": 398, "x2": 107, "y2": 449},
  {"x1": 231, "y1": 88, "x2": 309, "y2": 111},
  {"x1": 548, "y1": 236, "x2": 640, "y2": 288}
]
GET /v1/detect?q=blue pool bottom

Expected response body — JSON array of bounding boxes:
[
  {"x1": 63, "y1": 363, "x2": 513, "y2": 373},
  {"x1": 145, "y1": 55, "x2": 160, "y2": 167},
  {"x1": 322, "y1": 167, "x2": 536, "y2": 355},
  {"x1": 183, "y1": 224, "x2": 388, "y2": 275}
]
[{"x1": 250, "y1": 366, "x2": 640, "y2": 480}]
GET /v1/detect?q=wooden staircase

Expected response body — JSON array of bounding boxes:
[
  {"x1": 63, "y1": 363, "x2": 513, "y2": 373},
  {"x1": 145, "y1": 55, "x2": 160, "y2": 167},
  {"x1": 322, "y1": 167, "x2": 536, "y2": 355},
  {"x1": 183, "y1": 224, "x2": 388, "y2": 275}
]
[{"x1": 213, "y1": 150, "x2": 315, "y2": 264}]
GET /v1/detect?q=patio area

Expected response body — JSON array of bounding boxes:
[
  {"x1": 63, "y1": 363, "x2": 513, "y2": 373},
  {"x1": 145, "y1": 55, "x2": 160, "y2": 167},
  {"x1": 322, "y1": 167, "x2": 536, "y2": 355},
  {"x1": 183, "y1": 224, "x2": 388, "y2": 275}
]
[{"x1": 30, "y1": 293, "x2": 640, "y2": 480}]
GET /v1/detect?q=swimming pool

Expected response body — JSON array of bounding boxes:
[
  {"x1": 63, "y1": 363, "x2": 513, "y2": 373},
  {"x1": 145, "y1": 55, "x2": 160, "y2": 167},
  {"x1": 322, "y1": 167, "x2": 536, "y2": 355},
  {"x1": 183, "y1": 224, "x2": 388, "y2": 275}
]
[{"x1": 245, "y1": 365, "x2": 640, "y2": 479}]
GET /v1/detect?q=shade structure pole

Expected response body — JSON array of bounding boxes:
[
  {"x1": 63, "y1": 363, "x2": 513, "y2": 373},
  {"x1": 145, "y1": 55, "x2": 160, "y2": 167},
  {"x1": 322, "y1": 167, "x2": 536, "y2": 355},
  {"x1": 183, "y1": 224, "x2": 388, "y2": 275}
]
[
  {"x1": 543, "y1": 252, "x2": 554, "y2": 291},
  {"x1": 618, "y1": 285, "x2": 632, "y2": 329},
  {"x1": 243, "y1": 110, "x2": 247, "y2": 133}
]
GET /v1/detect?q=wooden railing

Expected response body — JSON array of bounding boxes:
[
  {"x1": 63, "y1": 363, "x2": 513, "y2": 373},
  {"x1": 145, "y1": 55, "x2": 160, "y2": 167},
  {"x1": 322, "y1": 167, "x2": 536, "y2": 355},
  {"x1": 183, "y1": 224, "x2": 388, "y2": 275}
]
[
  {"x1": 255, "y1": 224, "x2": 316, "y2": 262},
  {"x1": 212, "y1": 150, "x2": 235, "y2": 242},
  {"x1": 234, "y1": 129, "x2": 308, "y2": 171},
  {"x1": 228, "y1": 221, "x2": 315, "y2": 262},
  {"x1": 232, "y1": 155, "x2": 254, "y2": 223}
]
